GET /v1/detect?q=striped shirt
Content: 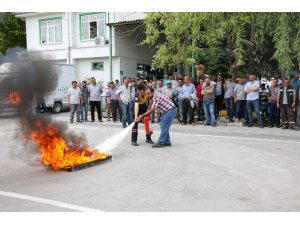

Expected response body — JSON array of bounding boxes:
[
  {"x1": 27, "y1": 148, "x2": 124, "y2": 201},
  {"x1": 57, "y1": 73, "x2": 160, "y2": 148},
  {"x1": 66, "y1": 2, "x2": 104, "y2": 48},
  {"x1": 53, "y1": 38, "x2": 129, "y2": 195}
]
[
  {"x1": 152, "y1": 92, "x2": 175, "y2": 114},
  {"x1": 116, "y1": 85, "x2": 131, "y2": 105}
]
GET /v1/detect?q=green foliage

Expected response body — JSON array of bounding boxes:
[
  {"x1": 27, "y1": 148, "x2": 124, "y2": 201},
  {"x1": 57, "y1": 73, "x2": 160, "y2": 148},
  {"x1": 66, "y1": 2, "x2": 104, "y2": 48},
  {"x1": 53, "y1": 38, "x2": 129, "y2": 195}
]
[
  {"x1": 0, "y1": 13, "x2": 26, "y2": 54},
  {"x1": 143, "y1": 12, "x2": 300, "y2": 78}
]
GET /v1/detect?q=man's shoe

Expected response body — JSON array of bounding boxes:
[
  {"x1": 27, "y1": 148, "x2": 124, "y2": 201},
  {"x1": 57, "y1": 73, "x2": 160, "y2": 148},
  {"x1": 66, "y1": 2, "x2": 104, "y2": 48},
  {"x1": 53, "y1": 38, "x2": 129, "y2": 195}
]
[
  {"x1": 90, "y1": 120, "x2": 95, "y2": 122},
  {"x1": 229, "y1": 119, "x2": 234, "y2": 123},
  {"x1": 70, "y1": 121, "x2": 73, "y2": 123},
  {"x1": 123, "y1": 125, "x2": 127, "y2": 128},
  {"x1": 131, "y1": 142, "x2": 139, "y2": 146},
  {"x1": 146, "y1": 139, "x2": 155, "y2": 144},
  {"x1": 99, "y1": 120, "x2": 103, "y2": 122},
  {"x1": 282, "y1": 126, "x2": 288, "y2": 129},
  {"x1": 191, "y1": 122, "x2": 195, "y2": 126},
  {"x1": 152, "y1": 143, "x2": 165, "y2": 148},
  {"x1": 212, "y1": 124, "x2": 217, "y2": 127},
  {"x1": 259, "y1": 125, "x2": 264, "y2": 129},
  {"x1": 248, "y1": 124, "x2": 253, "y2": 127},
  {"x1": 181, "y1": 122, "x2": 187, "y2": 125},
  {"x1": 164, "y1": 143, "x2": 172, "y2": 147},
  {"x1": 85, "y1": 119, "x2": 89, "y2": 122},
  {"x1": 204, "y1": 123, "x2": 211, "y2": 126}
]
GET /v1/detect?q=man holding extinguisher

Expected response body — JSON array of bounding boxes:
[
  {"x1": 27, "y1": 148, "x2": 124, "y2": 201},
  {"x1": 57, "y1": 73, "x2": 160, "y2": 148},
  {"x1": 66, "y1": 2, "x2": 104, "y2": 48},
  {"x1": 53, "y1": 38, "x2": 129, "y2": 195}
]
[{"x1": 131, "y1": 83, "x2": 154, "y2": 146}]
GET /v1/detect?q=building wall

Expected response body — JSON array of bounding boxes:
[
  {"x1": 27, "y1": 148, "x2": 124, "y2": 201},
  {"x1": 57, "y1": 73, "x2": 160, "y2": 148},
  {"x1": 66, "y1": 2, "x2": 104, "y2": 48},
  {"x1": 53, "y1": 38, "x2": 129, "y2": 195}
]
[
  {"x1": 25, "y1": 13, "x2": 67, "y2": 52},
  {"x1": 115, "y1": 24, "x2": 153, "y2": 79},
  {"x1": 22, "y1": 12, "x2": 153, "y2": 83},
  {"x1": 76, "y1": 57, "x2": 120, "y2": 83}
]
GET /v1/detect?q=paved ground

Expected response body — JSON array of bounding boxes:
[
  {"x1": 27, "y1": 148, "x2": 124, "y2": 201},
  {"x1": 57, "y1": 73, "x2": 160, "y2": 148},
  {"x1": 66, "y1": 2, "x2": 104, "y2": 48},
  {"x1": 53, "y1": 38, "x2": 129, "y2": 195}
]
[{"x1": 0, "y1": 111, "x2": 300, "y2": 212}]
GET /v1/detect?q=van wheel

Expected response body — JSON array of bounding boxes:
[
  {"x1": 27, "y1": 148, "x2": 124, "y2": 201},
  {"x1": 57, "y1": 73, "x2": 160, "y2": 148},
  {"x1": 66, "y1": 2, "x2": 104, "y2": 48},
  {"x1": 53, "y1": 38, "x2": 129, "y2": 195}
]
[{"x1": 52, "y1": 102, "x2": 62, "y2": 113}]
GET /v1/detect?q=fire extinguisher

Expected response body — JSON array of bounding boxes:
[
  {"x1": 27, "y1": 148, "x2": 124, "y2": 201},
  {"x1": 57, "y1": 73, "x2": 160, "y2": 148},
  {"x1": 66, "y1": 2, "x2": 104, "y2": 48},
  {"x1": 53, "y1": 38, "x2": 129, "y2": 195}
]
[{"x1": 144, "y1": 116, "x2": 153, "y2": 135}]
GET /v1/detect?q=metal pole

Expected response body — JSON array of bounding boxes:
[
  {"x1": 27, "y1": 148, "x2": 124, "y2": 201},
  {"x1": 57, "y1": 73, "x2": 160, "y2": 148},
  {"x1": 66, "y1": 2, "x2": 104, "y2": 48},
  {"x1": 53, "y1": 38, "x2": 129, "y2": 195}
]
[{"x1": 109, "y1": 25, "x2": 113, "y2": 82}]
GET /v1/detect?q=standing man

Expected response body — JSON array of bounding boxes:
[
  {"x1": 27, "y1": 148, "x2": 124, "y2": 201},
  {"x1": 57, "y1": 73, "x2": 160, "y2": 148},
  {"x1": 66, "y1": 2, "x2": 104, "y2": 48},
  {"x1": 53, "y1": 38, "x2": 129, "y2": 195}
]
[
  {"x1": 163, "y1": 81, "x2": 174, "y2": 100},
  {"x1": 174, "y1": 78, "x2": 184, "y2": 122},
  {"x1": 107, "y1": 82, "x2": 121, "y2": 123},
  {"x1": 77, "y1": 82, "x2": 84, "y2": 122},
  {"x1": 202, "y1": 76, "x2": 216, "y2": 127},
  {"x1": 104, "y1": 82, "x2": 112, "y2": 121},
  {"x1": 290, "y1": 74, "x2": 300, "y2": 89},
  {"x1": 214, "y1": 73, "x2": 225, "y2": 118},
  {"x1": 131, "y1": 84, "x2": 154, "y2": 146},
  {"x1": 244, "y1": 74, "x2": 264, "y2": 128},
  {"x1": 67, "y1": 81, "x2": 83, "y2": 123},
  {"x1": 224, "y1": 75, "x2": 235, "y2": 122},
  {"x1": 88, "y1": 77, "x2": 103, "y2": 122},
  {"x1": 116, "y1": 78, "x2": 132, "y2": 128},
  {"x1": 277, "y1": 78, "x2": 297, "y2": 130},
  {"x1": 172, "y1": 73, "x2": 179, "y2": 90},
  {"x1": 130, "y1": 79, "x2": 137, "y2": 121},
  {"x1": 137, "y1": 87, "x2": 176, "y2": 148},
  {"x1": 196, "y1": 78, "x2": 204, "y2": 122},
  {"x1": 180, "y1": 75, "x2": 196, "y2": 126},
  {"x1": 81, "y1": 81, "x2": 89, "y2": 122},
  {"x1": 115, "y1": 79, "x2": 121, "y2": 89},
  {"x1": 234, "y1": 77, "x2": 247, "y2": 123},
  {"x1": 268, "y1": 78, "x2": 280, "y2": 128}
]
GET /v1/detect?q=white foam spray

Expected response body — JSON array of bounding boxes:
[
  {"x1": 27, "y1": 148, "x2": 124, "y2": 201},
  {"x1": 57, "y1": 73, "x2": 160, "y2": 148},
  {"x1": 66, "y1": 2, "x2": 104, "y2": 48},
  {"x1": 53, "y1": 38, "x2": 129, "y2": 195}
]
[{"x1": 95, "y1": 122, "x2": 135, "y2": 153}]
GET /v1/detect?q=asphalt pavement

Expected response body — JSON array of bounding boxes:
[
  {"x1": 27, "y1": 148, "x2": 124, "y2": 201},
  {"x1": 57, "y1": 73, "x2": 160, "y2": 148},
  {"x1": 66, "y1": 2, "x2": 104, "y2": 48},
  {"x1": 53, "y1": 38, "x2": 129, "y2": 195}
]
[{"x1": 0, "y1": 111, "x2": 300, "y2": 211}]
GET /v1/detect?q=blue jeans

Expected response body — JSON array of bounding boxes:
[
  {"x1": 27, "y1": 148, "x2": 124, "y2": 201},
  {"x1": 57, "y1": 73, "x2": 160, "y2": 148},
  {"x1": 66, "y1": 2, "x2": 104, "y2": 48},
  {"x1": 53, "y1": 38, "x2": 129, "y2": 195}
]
[
  {"x1": 203, "y1": 99, "x2": 215, "y2": 125},
  {"x1": 246, "y1": 99, "x2": 263, "y2": 127},
  {"x1": 119, "y1": 102, "x2": 132, "y2": 127},
  {"x1": 268, "y1": 101, "x2": 280, "y2": 127},
  {"x1": 235, "y1": 100, "x2": 248, "y2": 121},
  {"x1": 157, "y1": 108, "x2": 176, "y2": 145},
  {"x1": 225, "y1": 97, "x2": 234, "y2": 120}
]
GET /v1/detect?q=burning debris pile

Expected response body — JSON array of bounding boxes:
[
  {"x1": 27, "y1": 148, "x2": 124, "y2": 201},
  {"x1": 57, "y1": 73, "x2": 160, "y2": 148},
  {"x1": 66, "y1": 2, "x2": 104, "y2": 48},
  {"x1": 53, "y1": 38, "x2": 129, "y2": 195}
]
[{"x1": 1, "y1": 53, "x2": 111, "y2": 170}]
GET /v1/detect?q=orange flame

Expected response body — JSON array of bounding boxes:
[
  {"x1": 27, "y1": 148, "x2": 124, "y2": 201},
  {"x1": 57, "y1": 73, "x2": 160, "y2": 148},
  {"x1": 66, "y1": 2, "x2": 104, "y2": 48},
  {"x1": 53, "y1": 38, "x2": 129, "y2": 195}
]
[
  {"x1": 8, "y1": 91, "x2": 21, "y2": 105},
  {"x1": 30, "y1": 121, "x2": 111, "y2": 169}
]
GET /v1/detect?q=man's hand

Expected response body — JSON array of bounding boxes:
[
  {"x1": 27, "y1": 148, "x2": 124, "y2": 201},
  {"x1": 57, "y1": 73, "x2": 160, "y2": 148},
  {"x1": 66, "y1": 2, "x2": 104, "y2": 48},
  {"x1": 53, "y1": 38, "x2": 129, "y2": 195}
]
[
  {"x1": 292, "y1": 102, "x2": 295, "y2": 108},
  {"x1": 137, "y1": 115, "x2": 143, "y2": 122},
  {"x1": 188, "y1": 97, "x2": 192, "y2": 101},
  {"x1": 277, "y1": 103, "x2": 280, "y2": 108}
]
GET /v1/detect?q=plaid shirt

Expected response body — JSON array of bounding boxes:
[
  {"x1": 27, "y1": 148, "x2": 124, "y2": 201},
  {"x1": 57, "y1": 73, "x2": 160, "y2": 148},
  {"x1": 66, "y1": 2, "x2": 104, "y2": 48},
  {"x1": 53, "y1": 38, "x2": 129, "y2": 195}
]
[
  {"x1": 152, "y1": 92, "x2": 175, "y2": 114},
  {"x1": 116, "y1": 85, "x2": 131, "y2": 105}
]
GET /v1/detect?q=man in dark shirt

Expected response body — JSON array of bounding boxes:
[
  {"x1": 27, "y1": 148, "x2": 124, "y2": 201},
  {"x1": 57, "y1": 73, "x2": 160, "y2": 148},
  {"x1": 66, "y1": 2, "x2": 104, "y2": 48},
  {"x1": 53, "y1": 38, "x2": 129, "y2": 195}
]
[
  {"x1": 131, "y1": 84, "x2": 154, "y2": 146},
  {"x1": 80, "y1": 81, "x2": 89, "y2": 122}
]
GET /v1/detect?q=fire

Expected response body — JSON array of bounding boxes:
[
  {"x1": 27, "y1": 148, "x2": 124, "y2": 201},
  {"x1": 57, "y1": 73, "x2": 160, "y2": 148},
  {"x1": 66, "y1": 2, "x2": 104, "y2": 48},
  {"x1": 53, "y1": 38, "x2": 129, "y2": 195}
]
[
  {"x1": 8, "y1": 91, "x2": 21, "y2": 105},
  {"x1": 30, "y1": 121, "x2": 111, "y2": 169}
]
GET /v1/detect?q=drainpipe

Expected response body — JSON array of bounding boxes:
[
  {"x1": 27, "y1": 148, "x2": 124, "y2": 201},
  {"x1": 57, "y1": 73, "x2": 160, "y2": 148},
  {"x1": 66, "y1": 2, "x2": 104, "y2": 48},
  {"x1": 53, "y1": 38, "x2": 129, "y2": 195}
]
[{"x1": 109, "y1": 25, "x2": 113, "y2": 82}]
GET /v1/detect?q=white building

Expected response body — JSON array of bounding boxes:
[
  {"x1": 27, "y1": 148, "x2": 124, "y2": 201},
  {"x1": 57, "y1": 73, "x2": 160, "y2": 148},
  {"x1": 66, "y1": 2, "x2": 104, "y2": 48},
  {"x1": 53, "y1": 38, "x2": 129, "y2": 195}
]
[{"x1": 17, "y1": 12, "x2": 155, "y2": 83}]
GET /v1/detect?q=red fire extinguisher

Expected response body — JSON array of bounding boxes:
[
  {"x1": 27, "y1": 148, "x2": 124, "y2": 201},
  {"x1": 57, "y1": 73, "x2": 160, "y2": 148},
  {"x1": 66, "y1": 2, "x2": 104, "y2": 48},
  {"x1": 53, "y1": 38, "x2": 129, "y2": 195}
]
[{"x1": 144, "y1": 116, "x2": 153, "y2": 135}]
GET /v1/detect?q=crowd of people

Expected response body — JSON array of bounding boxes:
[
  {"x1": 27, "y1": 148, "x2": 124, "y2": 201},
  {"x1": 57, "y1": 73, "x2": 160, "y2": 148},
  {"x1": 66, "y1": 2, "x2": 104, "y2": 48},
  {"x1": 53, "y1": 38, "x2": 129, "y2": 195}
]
[{"x1": 66, "y1": 72, "x2": 300, "y2": 132}]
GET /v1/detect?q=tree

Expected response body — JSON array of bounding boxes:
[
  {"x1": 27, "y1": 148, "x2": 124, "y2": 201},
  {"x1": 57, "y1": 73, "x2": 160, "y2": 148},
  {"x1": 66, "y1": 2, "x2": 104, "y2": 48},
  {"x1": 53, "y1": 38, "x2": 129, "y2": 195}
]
[
  {"x1": 143, "y1": 12, "x2": 300, "y2": 79},
  {"x1": 0, "y1": 13, "x2": 26, "y2": 55}
]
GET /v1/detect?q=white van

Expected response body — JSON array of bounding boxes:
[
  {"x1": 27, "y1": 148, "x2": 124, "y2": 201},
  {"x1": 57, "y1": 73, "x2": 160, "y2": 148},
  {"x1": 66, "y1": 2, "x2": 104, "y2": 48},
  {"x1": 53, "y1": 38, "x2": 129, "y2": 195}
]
[
  {"x1": 43, "y1": 64, "x2": 76, "y2": 113},
  {"x1": 0, "y1": 62, "x2": 76, "y2": 115}
]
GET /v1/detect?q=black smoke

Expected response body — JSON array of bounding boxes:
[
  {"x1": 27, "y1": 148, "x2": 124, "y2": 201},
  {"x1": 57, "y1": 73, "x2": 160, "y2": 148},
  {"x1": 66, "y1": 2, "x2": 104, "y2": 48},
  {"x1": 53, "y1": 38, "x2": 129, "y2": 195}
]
[{"x1": 0, "y1": 49, "x2": 89, "y2": 166}]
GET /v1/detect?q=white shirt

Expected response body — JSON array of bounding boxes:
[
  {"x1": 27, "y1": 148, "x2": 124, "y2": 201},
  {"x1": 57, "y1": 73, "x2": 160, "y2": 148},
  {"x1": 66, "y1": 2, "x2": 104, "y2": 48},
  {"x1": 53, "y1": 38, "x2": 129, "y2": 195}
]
[
  {"x1": 88, "y1": 83, "x2": 102, "y2": 101},
  {"x1": 67, "y1": 87, "x2": 82, "y2": 104}
]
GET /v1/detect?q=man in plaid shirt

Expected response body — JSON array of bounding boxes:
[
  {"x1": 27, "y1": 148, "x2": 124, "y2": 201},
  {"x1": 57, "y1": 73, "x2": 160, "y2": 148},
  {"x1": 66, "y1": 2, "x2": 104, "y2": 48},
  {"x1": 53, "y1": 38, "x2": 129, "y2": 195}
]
[{"x1": 137, "y1": 87, "x2": 176, "y2": 148}]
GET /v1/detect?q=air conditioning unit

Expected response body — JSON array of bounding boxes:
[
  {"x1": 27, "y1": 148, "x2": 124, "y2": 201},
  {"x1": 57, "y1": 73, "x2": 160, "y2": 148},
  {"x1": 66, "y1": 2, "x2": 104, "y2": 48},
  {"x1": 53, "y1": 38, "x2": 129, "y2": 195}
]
[{"x1": 94, "y1": 37, "x2": 105, "y2": 46}]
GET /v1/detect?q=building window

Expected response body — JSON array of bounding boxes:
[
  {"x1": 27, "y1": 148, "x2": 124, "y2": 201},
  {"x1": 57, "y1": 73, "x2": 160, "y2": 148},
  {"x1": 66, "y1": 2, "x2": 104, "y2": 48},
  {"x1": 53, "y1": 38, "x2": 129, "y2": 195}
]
[
  {"x1": 80, "y1": 13, "x2": 105, "y2": 41},
  {"x1": 40, "y1": 18, "x2": 62, "y2": 44},
  {"x1": 92, "y1": 62, "x2": 104, "y2": 71}
]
